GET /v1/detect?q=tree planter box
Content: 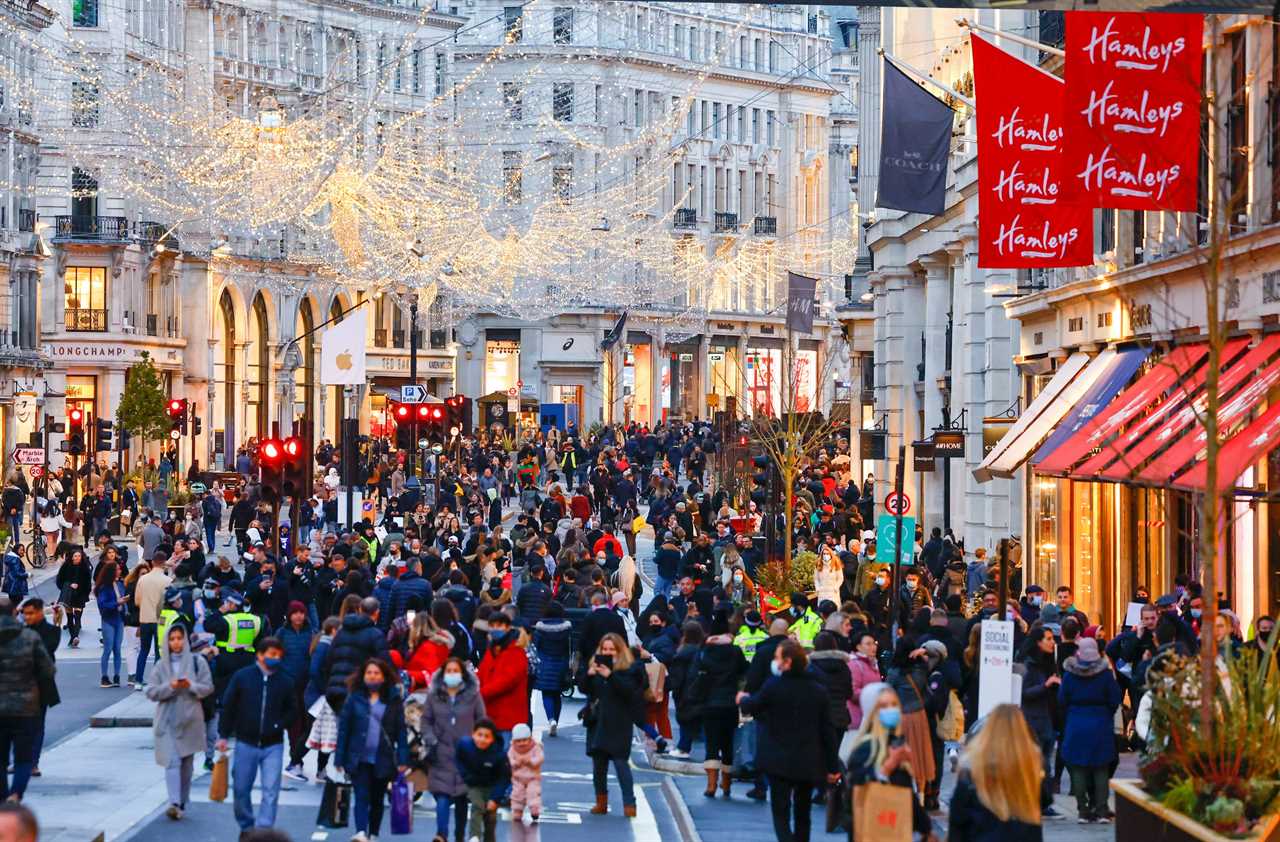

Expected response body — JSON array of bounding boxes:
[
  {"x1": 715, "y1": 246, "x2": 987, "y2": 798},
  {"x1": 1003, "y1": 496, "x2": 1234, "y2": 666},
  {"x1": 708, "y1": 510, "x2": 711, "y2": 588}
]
[{"x1": 1112, "y1": 780, "x2": 1280, "y2": 842}]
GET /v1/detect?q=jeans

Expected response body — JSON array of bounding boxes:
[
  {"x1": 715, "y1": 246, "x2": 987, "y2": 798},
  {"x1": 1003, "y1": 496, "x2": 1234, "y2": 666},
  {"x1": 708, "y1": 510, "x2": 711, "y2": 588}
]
[
  {"x1": 31, "y1": 707, "x2": 47, "y2": 768},
  {"x1": 135, "y1": 622, "x2": 159, "y2": 683},
  {"x1": 591, "y1": 754, "x2": 635, "y2": 807},
  {"x1": 165, "y1": 754, "x2": 194, "y2": 807},
  {"x1": 101, "y1": 615, "x2": 124, "y2": 679},
  {"x1": 232, "y1": 740, "x2": 283, "y2": 830},
  {"x1": 1037, "y1": 733, "x2": 1056, "y2": 810},
  {"x1": 66, "y1": 608, "x2": 83, "y2": 642},
  {"x1": 0, "y1": 715, "x2": 36, "y2": 800},
  {"x1": 434, "y1": 792, "x2": 467, "y2": 838},
  {"x1": 767, "y1": 774, "x2": 814, "y2": 842},
  {"x1": 1068, "y1": 764, "x2": 1111, "y2": 819},
  {"x1": 351, "y1": 762, "x2": 391, "y2": 835},
  {"x1": 653, "y1": 574, "x2": 674, "y2": 601},
  {"x1": 466, "y1": 785, "x2": 497, "y2": 842},
  {"x1": 541, "y1": 691, "x2": 562, "y2": 725},
  {"x1": 676, "y1": 717, "x2": 701, "y2": 754},
  {"x1": 203, "y1": 518, "x2": 218, "y2": 550}
]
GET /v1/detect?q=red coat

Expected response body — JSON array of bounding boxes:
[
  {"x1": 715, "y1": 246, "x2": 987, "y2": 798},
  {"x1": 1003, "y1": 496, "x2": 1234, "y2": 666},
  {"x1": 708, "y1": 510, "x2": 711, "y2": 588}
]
[
  {"x1": 477, "y1": 642, "x2": 529, "y2": 731},
  {"x1": 390, "y1": 632, "x2": 453, "y2": 690},
  {"x1": 570, "y1": 494, "x2": 593, "y2": 521}
]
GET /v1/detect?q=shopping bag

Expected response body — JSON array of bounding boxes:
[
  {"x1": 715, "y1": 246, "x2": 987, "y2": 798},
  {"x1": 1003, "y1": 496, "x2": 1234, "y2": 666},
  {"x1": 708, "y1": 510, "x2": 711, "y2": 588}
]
[
  {"x1": 207, "y1": 754, "x2": 228, "y2": 802},
  {"x1": 389, "y1": 772, "x2": 413, "y2": 835},
  {"x1": 732, "y1": 720, "x2": 757, "y2": 775},
  {"x1": 852, "y1": 782, "x2": 912, "y2": 842},
  {"x1": 316, "y1": 778, "x2": 352, "y2": 828}
]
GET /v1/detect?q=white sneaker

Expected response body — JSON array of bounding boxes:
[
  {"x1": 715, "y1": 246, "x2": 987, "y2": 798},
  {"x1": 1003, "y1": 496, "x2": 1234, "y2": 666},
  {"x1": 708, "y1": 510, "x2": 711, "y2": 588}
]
[
  {"x1": 350, "y1": 833, "x2": 369, "y2": 842},
  {"x1": 548, "y1": 723, "x2": 558, "y2": 737},
  {"x1": 947, "y1": 747, "x2": 958, "y2": 772},
  {"x1": 283, "y1": 764, "x2": 308, "y2": 782},
  {"x1": 667, "y1": 748, "x2": 690, "y2": 759}
]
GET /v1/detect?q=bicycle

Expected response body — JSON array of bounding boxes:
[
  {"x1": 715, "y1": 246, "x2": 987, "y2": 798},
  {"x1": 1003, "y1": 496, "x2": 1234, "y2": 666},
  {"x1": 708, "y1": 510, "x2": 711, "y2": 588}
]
[{"x1": 17, "y1": 525, "x2": 49, "y2": 569}]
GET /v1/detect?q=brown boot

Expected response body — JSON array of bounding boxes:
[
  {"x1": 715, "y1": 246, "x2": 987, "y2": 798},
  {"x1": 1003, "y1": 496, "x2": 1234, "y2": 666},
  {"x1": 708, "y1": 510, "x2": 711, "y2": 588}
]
[
  {"x1": 590, "y1": 794, "x2": 608, "y2": 815},
  {"x1": 704, "y1": 768, "x2": 718, "y2": 797},
  {"x1": 720, "y1": 770, "x2": 732, "y2": 798},
  {"x1": 623, "y1": 804, "x2": 637, "y2": 819}
]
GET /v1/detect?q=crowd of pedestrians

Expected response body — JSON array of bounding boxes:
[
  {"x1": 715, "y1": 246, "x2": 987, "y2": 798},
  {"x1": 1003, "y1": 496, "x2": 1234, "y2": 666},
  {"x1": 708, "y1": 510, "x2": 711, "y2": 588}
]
[{"x1": 0, "y1": 417, "x2": 1270, "y2": 842}]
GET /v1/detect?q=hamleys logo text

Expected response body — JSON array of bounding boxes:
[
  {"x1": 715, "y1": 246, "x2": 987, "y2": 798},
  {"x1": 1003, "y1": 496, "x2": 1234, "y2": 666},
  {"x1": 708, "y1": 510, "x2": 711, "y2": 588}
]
[
  {"x1": 1080, "y1": 80, "x2": 1184, "y2": 137},
  {"x1": 993, "y1": 161, "x2": 1060, "y2": 205},
  {"x1": 1077, "y1": 146, "x2": 1181, "y2": 201},
  {"x1": 993, "y1": 214, "x2": 1081, "y2": 259},
  {"x1": 993, "y1": 107, "x2": 1061, "y2": 152},
  {"x1": 1082, "y1": 17, "x2": 1187, "y2": 73}
]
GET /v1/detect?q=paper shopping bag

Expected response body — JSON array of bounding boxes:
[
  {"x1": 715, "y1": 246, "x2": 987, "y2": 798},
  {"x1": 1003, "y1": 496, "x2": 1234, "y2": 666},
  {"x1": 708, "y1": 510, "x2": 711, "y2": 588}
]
[
  {"x1": 207, "y1": 754, "x2": 228, "y2": 802},
  {"x1": 852, "y1": 782, "x2": 912, "y2": 842},
  {"x1": 316, "y1": 779, "x2": 352, "y2": 828}
]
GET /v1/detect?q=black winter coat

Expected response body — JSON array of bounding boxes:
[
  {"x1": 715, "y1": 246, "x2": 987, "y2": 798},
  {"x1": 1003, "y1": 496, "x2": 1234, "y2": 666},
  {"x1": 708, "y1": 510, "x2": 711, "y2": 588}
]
[
  {"x1": 582, "y1": 661, "x2": 645, "y2": 760},
  {"x1": 388, "y1": 572, "x2": 432, "y2": 623},
  {"x1": 806, "y1": 650, "x2": 853, "y2": 732},
  {"x1": 739, "y1": 671, "x2": 838, "y2": 784},
  {"x1": 948, "y1": 773, "x2": 1044, "y2": 842},
  {"x1": 1019, "y1": 649, "x2": 1058, "y2": 739},
  {"x1": 324, "y1": 613, "x2": 390, "y2": 700},
  {"x1": 690, "y1": 637, "x2": 747, "y2": 711},
  {"x1": 515, "y1": 579, "x2": 552, "y2": 627},
  {"x1": 578, "y1": 607, "x2": 626, "y2": 668}
]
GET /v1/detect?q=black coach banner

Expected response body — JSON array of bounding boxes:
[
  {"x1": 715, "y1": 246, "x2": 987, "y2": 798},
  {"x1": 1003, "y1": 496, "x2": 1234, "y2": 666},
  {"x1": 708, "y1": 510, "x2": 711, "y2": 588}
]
[{"x1": 877, "y1": 61, "x2": 953, "y2": 216}]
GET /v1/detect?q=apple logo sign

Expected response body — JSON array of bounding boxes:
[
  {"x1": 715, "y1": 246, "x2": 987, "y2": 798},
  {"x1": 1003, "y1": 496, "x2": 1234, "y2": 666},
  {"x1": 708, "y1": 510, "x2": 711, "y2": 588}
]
[
  {"x1": 336, "y1": 351, "x2": 353, "y2": 370},
  {"x1": 562, "y1": 337, "x2": 574, "y2": 351}
]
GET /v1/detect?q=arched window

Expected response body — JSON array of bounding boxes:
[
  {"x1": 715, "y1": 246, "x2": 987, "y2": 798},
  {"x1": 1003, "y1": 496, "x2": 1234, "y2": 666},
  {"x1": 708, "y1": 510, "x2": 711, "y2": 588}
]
[
  {"x1": 296, "y1": 299, "x2": 315, "y2": 437},
  {"x1": 249, "y1": 292, "x2": 269, "y2": 440},
  {"x1": 218, "y1": 289, "x2": 236, "y2": 456}
]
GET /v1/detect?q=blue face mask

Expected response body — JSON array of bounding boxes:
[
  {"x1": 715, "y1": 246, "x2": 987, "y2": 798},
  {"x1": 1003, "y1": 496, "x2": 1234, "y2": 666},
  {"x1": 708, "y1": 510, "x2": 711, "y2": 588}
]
[
  {"x1": 443, "y1": 672, "x2": 463, "y2": 688},
  {"x1": 770, "y1": 660, "x2": 784, "y2": 677},
  {"x1": 1031, "y1": 595, "x2": 1044, "y2": 606},
  {"x1": 1191, "y1": 608, "x2": 1202, "y2": 619},
  {"x1": 262, "y1": 657, "x2": 282, "y2": 671},
  {"x1": 878, "y1": 707, "x2": 902, "y2": 731}
]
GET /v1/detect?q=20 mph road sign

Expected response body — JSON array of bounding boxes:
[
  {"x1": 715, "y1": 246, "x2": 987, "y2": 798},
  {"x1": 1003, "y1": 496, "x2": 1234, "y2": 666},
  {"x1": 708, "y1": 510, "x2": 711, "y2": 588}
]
[{"x1": 884, "y1": 492, "x2": 911, "y2": 517}]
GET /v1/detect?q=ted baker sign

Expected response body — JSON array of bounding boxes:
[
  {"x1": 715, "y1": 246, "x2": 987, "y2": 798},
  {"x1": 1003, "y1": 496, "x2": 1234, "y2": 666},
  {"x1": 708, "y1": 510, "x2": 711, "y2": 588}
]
[
  {"x1": 1065, "y1": 12, "x2": 1203, "y2": 211},
  {"x1": 972, "y1": 35, "x2": 1092, "y2": 269}
]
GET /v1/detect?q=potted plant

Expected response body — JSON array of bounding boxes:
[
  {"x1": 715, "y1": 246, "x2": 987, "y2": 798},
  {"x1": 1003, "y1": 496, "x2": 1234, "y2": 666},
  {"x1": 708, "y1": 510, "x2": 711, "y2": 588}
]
[
  {"x1": 754, "y1": 549, "x2": 818, "y2": 617},
  {"x1": 1114, "y1": 638, "x2": 1280, "y2": 840}
]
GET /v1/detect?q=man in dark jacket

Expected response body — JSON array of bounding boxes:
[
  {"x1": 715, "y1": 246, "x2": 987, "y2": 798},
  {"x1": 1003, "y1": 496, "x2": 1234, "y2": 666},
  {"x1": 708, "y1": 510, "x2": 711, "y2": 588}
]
[
  {"x1": 216, "y1": 636, "x2": 296, "y2": 835},
  {"x1": 514, "y1": 563, "x2": 552, "y2": 628},
  {"x1": 388, "y1": 558, "x2": 432, "y2": 624},
  {"x1": 652, "y1": 533, "x2": 682, "y2": 602},
  {"x1": 0, "y1": 598, "x2": 54, "y2": 801},
  {"x1": 576, "y1": 592, "x2": 626, "y2": 682},
  {"x1": 322, "y1": 597, "x2": 388, "y2": 707}
]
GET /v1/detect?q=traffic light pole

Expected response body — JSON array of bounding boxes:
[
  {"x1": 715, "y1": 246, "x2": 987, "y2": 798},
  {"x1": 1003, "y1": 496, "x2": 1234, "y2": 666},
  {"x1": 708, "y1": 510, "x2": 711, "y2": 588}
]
[{"x1": 407, "y1": 299, "x2": 419, "y2": 478}]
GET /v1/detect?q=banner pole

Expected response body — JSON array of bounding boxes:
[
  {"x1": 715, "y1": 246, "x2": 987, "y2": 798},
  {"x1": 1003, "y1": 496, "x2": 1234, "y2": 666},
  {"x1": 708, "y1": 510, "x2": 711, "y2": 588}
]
[
  {"x1": 957, "y1": 18, "x2": 1066, "y2": 58},
  {"x1": 878, "y1": 49, "x2": 975, "y2": 109}
]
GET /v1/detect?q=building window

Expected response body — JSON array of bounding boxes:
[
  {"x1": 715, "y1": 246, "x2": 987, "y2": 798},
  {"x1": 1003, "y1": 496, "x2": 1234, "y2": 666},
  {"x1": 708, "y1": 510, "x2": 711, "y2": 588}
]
[
  {"x1": 503, "y1": 6, "x2": 522, "y2": 42},
  {"x1": 686, "y1": 102, "x2": 695, "y2": 137},
  {"x1": 71, "y1": 80, "x2": 99, "y2": 128},
  {"x1": 72, "y1": 0, "x2": 97, "y2": 26},
  {"x1": 689, "y1": 27, "x2": 698, "y2": 60},
  {"x1": 712, "y1": 103, "x2": 721, "y2": 138},
  {"x1": 768, "y1": 41, "x2": 779, "y2": 72},
  {"x1": 64, "y1": 266, "x2": 107, "y2": 331},
  {"x1": 502, "y1": 81, "x2": 522, "y2": 121},
  {"x1": 552, "y1": 159, "x2": 573, "y2": 200},
  {"x1": 674, "y1": 24, "x2": 684, "y2": 55},
  {"x1": 553, "y1": 7, "x2": 572, "y2": 45},
  {"x1": 752, "y1": 108, "x2": 761, "y2": 144},
  {"x1": 552, "y1": 82, "x2": 573, "y2": 122},
  {"x1": 502, "y1": 150, "x2": 522, "y2": 204},
  {"x1": 766, "y1": 109, "x2": 776, "y2": 146},
  {"x1": 411, "y1": 49, "x2": 422, "y2": 94},
  {"x1": 634, "y1": 88, "x2": 643, "y2": 126},
  {"x1": 434, "y1": 51, "x2": 446, "y2": 97},
  {"x1": 754, "y1": 38, "x2": 763, "y2": 70}
]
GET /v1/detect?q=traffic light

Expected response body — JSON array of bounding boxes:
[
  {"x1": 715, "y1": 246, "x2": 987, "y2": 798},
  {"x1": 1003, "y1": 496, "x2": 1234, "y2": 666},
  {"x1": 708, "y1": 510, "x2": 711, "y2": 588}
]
[
  {"x1": 192, "y1": 415, "x2": 202, "y2": 436},
  {"x1": 392, "y1": 402, "x2": 413, "y2": 450},
  {"x1": 281, "y1": 435, "x2": 305, "y2": 498},
  {"x1": 751, "y1": 453, "x2": 778, "y2": 509},
  {"x1": 445, "y1": 395, "x2": 472, "y2": 436},
  {"x1": 257, "y1": 437, "x2": 283, "y2": 504},
  {"x1": 418, "y1": 403, "x2": 445, "y2": 443},
  {"x1": 167, "y1": 398, "x2": 188, "y2": 435},
  {"x1": 118, "y1": 427, "x2": 131, "y2": 451},
  {"x1": 95, "y1": 417, "x2": 113, "y2": 452},
  {"x1": 67, "y1": 407, "x2": 85, "y2": 455}
]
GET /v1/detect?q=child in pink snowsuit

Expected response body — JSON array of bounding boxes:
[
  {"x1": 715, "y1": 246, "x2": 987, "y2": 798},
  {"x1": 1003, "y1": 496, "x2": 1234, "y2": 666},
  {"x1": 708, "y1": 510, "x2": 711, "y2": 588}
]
[{"x1": 508, "y1": 723, "x2": 544, "y2": 821}]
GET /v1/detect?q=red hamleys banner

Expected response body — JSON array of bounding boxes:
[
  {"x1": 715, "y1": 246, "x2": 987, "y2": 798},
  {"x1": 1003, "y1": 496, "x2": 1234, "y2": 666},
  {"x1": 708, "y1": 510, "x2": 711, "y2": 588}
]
[
  {"x1": 1064, "y1": 11, "x2": 1203, "y2": 211},
  {"x1": 972, "y1": 36, "x2": 1092, "y2": 269}
]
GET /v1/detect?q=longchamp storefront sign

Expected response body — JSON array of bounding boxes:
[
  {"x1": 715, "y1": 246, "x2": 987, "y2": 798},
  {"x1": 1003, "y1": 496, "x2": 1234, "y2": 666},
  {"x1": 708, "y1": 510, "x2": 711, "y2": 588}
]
[{"x1": 43, "y1": 343, "x2": 137, "y2": 362}]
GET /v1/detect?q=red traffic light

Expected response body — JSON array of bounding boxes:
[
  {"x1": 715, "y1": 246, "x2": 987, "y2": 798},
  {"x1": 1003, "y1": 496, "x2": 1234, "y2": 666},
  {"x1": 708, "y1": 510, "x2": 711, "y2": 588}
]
[
  {"x1": 431, "y1": 406, "x2": 444, "y2": 420},
  {"x1": 167, "y1": 398, "x2": 187, "y2": 419},
  {"x1": 394, "y1": 403, "x2": 410, "y2": 421},
  {"x1": 737, "y1": 435, "x2": 749, "y2": 447},
  {"x1": 281, "y1": 436, "x2": 303, "y2": 461},
  {"x1": 68, "y1": 407, "x2": 85, "y2": 427},
  {"x1": 258, "y1": 438, "x2": 283, "y2": 464}
]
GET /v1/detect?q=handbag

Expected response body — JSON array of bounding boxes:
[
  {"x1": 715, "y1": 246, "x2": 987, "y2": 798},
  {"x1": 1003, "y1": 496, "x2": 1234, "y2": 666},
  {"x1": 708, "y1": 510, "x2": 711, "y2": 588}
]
[
  {"x1": 208, "y1": 754, "x2": 229, "y2": 802},
  {"x1": 852, "y1": 781, "x2": 912, "y2": 842},
  {"x1": 936, "y1": 690, "x2": 965, "y2": 742},
  {"x1": 643, "y1": 660, "x2": 667, "y2": 702},
  {"x1": 389, "y1": 772, "x2": 413, "y2": 835},
  {"x1": 316, "y1": 778, "x2": 352, "y2": 828}
]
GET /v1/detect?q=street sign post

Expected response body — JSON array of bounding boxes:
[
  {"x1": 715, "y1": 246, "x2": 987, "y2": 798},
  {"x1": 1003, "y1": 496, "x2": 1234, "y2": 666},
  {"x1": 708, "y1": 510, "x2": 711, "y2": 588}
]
[
  {"x1": 12, "y1": 448, "x2": 43, "y2": 466},
  {"x1": 400, "y1": 384, "x2": 428, "y2": 404},
  {"x1": 876, "y1": 514, "x2": 915, "y2": 565},
  {"x1": 884, "y1": 491, "x2": 911, "y2": 516}
]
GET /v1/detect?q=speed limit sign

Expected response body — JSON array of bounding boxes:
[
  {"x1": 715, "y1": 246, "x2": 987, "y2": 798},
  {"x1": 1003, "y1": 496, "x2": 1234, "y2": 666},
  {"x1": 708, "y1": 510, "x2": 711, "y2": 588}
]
[{"x1": 884, "y1": 491, "x2": 911, "y2": 517}]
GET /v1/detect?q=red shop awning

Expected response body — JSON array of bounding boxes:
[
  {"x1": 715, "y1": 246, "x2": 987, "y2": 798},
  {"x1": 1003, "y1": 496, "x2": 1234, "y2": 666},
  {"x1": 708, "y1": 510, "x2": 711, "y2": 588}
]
[
  {"x1": 1175, "y1": 400, "x2": 1280, "y2": 492},
  {"x1": 1034, "y1": 343, "x2": 1208, "y2": 477},
  {"x1": 1071, "y1": 337, "x2": 1251, "y2": 480},
  {"x1": 1135, "y1": 336, "x2": 1280, "y2": 486}
]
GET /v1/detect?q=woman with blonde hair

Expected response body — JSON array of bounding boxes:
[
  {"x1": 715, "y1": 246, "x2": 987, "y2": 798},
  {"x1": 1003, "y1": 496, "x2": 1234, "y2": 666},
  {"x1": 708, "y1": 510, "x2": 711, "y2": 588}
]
[
  {"x1": 948, "y1": 704, "x2": 1044, "y2": 840},
  {"x1": 581, "y1": 632, "x2": 645, "y2": 817},
  {"x1": 813, "y1": 545, "x2": 844, "y2": 606},
  {"x1": 611, "y1": 555, "x2": 643, "y2": 605},
  {"x1": 843, "y1": 682, "x2": 932, "y2": 836}
]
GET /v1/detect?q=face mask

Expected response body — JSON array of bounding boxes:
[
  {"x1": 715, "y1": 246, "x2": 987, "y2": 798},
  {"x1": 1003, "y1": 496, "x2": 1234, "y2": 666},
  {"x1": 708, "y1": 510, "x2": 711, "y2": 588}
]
[
  {"x1": 443, "y1": 672, "x2": 463, "y2": 688},
  {"x1": 1032, "y1": 595, "x2": 1044, "y2": 607},
  {"x1": 733, "y1": 573, "x2": 744, "y2": 584},
  {"x1": 262, "y1": 657, "x2": 282, "y2": 671},
  {"x1": 1191, "y1": 608, "x2": 1202, "y2": 619},
  {"x1": 770, "y1": 660, "x2": 784, "y2": 677},
  {"x1": 365, "y1": 679, "x2": 384, "y2": 691},
  {"x1": 905, "y1": 581, "x2": 917, "y2": 591},
  {"x1": 875, "y1": 577, "x2": 887, "y2": 588},
  {"x1": 878, "y1": 707, "x2": 902, "y2": 731}
]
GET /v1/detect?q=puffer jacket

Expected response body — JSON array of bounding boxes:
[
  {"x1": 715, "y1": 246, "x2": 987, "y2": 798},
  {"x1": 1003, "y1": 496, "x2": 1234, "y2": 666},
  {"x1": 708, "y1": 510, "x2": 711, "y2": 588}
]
[
  {"x1": 692, "y1": 635, "x2": 747, "y2": 711},
  {"x1": 373, "y1": 575, "x2": 397, "y2": 630},
  {"x1": 390, "y1": 630, "x2": 455, "y2": 690},
  {"x1": 418, "y1": 669, "x2": 486, "y2": 796},
  {"x1": 0, "y1": 614, "x2": 54, "y2": 717},
  {"x1": 531, "y1": 618, "x2": 572, "y2": 693},
  {"x1": 847, "y1": 651, "x2": 882, "y2": 729},
  {"x1": 278, "y1": 623, "x2": 314, "y2": 688},
  {"x1": 807, "y1": 649, "x2": 853, "y2": 732},
  {"x1": 324, "y1": 613, "x2": 390, "y2": 699}
]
